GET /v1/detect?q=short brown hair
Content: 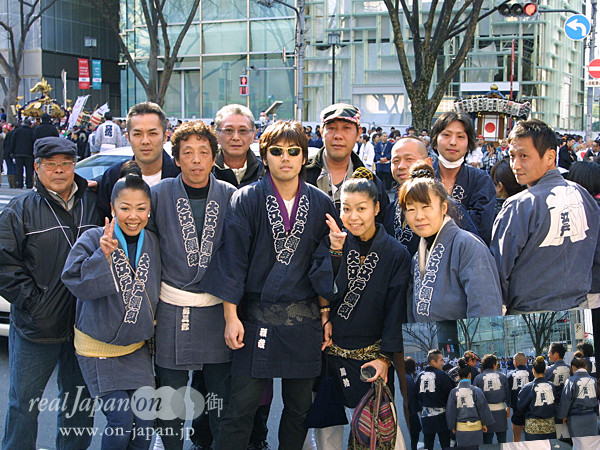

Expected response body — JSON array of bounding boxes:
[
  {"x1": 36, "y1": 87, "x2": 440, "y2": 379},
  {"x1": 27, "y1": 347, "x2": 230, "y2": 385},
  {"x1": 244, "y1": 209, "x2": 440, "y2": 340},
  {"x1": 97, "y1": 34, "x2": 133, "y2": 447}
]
[
  {"x1": 171, "y1": 120, "x2": 218, "y2": 161},
  {"x1": 259, "y1": 120, "x2": 308, "y2": 170},
  {"x1": 126, "y1": 101, "x2": 168, "y2": 134}
]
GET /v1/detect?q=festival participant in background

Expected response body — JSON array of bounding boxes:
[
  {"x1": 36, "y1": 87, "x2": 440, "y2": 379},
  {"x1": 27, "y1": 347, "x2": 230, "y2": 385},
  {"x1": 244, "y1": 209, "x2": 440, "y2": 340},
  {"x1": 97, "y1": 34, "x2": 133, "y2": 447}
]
[
  {"x1": 309, "y1": 171, "x2": 411, "y2": 448},
  {"x1": 545, "y1": 342, "x2": 572, "y2": 440},
  {"x1": 397, "y1": 162, "x2": 502, "y2": 322},
  {"x1": 405, "y1": 357, "x2": 422, "y2": 450},
  {"x1": 474, "y1": 354, "x2": 511, "y2": 444},
  {"x1": 557, "y1": 356, "x2": 599, "y2": 438},
  {"x1": 517, "y1": 356, "x2": 557, "y2": 441},
  {"x1": 507, "y1": 352, "x2": 534, "y2": 442},
  {"x1": 430, "y1": 112, "x2": 496, "y2": 245},
  {"x1": 205, "y1": 121, "x2": 337, "y2": 450},
  {"x1": 446, "y1": 358, "x2": 494, "y2": 447},
  {"x1": 489, "y1": 158, "x2": 526, "y2": 218},
  {"x1": 416, "y1": 350, "x2": 455, "y2": 450},
  {"x1": 149, "y1": 121, "x2": 236, "y2": 449},
  {"x1": 491, "y1": 119, "x2": 600, "y2": 313},
  {"x1": 62, "y1": 163, "x2": 159, "y2": 449}
]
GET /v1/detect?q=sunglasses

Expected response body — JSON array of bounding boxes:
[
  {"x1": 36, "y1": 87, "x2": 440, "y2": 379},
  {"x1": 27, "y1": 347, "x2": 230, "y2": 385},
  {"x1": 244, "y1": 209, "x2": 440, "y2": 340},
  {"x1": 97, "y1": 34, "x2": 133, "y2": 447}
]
[{"x1": 268, "y1": 145, "x2": 302, "y2": 157}]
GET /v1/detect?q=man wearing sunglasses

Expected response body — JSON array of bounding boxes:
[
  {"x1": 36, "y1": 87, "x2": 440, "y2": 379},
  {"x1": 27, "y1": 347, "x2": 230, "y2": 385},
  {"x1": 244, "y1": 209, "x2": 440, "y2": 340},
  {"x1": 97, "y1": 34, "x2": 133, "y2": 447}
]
[
  {"x1": 205, "y1": 121, "x2": 337, "y2": 450},
  {"x1": 305, "y1": 103, "x2": 389, "y2": 220},
  {"x1": 213, "y1": 104, "x2": 264, "y2": 189}
]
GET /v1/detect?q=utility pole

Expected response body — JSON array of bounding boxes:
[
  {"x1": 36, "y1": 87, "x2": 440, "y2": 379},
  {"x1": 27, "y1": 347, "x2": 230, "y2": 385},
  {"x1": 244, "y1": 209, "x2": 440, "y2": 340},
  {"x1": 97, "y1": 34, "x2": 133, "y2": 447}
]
[
  {"x1": 257, "y1": 0, "x2": 306, "y2": 121},
  {"x1": 587, "y1": 0, "x2": 597, "y2": 137}
]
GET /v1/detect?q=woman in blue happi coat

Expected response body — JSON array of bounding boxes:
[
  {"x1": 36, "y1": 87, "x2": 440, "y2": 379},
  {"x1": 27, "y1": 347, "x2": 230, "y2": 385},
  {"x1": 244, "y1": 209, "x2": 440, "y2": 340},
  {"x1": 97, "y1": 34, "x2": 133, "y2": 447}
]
[
  {"x1": 309, "y1": 170, "x2": 411, "y2": 448},
  {"x1": 517, "y1": 356, "x2": 557, "y2": 441},
  {"x1": 473, "y1": 353, "x2": 511, "y2": 444},
  {"x1": 62, "y1": 163, "x2": 160, "y2": 449},
  {"x1": 446, "y1": 358, "x2": 494, "y2": 446},
  {"x1": 397, "y1": 162, "x2": 503, "y2": 322}
]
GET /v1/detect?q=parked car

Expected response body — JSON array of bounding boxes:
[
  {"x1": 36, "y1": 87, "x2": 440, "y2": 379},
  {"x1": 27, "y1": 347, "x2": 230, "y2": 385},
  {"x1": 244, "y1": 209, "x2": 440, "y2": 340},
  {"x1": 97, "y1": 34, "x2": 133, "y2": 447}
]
[{"x1": 74, "y1": 142, "x2": 173, "y2": 180}]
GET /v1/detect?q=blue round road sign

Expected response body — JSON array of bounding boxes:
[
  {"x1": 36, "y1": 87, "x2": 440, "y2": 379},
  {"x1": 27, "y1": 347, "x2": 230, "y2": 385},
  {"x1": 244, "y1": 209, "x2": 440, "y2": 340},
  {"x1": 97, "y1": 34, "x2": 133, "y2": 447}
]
[{"x1": 565, "y1": 15, "x2": 591, "y2": 41}]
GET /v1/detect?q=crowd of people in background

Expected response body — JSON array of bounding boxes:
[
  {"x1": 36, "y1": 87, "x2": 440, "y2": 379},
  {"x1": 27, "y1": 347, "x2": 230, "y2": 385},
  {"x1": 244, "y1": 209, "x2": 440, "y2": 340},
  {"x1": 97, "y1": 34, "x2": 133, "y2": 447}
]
[{"x1": 405, "y1": 343, "x2": 598, "y2": 449}]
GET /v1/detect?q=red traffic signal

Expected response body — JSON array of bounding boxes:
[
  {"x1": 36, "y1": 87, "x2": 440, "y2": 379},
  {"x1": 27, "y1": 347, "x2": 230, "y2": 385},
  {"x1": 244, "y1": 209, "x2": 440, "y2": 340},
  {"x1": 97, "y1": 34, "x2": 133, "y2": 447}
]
[
  {"x1": 240, "y1": 75, "x2": 249, "y2": 96},
  {"x1": 499, "y1": 2, "x2": 538, "y2": 17},
  {"x1": 524, "y1": 3, "x2": 537, "y2": 16}
]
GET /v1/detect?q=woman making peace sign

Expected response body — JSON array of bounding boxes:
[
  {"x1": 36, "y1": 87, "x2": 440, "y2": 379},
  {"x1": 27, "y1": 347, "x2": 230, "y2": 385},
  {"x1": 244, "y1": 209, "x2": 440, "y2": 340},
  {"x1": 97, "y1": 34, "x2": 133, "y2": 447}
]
[
  {"x1": 62, "y1": 163, "x2": 161, "y2": 449},
  {"x1": 309, "y1": 170, "x2": 411, "y2": 448}
]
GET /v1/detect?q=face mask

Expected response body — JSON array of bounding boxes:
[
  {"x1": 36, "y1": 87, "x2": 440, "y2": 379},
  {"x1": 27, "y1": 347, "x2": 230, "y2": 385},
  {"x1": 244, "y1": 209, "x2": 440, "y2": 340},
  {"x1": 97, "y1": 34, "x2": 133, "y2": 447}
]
[{"x1": 437, "y1": 153, "x2": 465, "y2": 169}]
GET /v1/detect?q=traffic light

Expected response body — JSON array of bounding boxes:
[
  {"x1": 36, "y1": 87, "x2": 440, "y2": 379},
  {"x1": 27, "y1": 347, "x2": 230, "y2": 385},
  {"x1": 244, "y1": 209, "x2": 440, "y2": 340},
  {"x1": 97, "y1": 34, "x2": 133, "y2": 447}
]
[
  {"x1": 499, "y1": 2, "x2": 537, "y2": 17},
  {"x1": 239, "y1": 74, "x2": 249, "y2": 96}
]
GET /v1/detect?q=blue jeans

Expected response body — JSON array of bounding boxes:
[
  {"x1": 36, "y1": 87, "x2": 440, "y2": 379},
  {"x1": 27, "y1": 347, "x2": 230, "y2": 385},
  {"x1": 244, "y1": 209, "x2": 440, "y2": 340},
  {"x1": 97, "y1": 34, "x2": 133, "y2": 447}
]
[
  {"x1": 100, "y1": 390, "x2": 154, "y2": 450},
  {"x1": 2, "y1": 326, "x2": 94, "y2": 450}
]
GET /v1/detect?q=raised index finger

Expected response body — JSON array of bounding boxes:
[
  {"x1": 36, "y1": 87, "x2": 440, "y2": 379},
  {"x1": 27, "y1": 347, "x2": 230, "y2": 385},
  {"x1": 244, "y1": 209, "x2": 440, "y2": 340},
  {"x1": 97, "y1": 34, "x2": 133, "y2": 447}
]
[
  {"x1": 325, "y1": 213, "x2": 341, "y2": 234},
  {"x1": 109, "y1": 217, "x2": 116, "y2": 237}
]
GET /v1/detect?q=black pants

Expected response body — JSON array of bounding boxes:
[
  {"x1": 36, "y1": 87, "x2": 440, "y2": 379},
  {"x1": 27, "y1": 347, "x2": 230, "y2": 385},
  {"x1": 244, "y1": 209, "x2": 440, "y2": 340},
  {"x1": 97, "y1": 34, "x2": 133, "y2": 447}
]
[
  {"x1": 216, "y1": 376, "x2": 314, "y2": 450},
  {"x1": 14, "y1": 156, "x2": 34, "y2": 189},
  {"x1": 190, "y1": 371, "x2": 272, "y2": 447},
  {"x1": 423, "y1": 430, "x2": 450, "y2": 449},
  {"x1": 409, "y1": 413, "x2": 422, "y2": 450},
  {"x1": 154, "y1": 363, "x2": 231, "y2": 450}
]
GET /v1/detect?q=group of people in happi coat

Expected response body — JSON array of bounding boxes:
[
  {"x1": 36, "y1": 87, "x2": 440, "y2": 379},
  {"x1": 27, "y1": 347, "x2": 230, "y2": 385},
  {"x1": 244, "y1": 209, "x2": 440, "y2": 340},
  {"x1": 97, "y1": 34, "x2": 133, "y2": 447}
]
[
  {"x1": 1, "y1": 97, "x2": 600, "y2": 450},
  {"x1": 405, "y1": 345, "x2": 599, "y2": 450}
]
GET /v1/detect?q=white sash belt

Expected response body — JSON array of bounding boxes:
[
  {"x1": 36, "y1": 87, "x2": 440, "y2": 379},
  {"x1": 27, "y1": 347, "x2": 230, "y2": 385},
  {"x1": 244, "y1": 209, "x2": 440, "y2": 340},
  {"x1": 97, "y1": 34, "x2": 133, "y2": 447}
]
[
  {"x1": 488, "y1": 402, "x2": 506, "y2": 411},
  {"x1": 160, "y1": 282, "x2": 223, "y2": 307}
]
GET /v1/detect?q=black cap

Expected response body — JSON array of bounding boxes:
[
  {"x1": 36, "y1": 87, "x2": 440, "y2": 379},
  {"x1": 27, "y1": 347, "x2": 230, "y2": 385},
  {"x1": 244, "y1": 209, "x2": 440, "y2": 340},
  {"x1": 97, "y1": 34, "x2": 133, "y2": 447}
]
[
  {"x1": 34, "y1": 137, "x2": 77, "y2": 159},
  {"x1": 41, "y1": 113, "x2": 51, "y2": 122}
]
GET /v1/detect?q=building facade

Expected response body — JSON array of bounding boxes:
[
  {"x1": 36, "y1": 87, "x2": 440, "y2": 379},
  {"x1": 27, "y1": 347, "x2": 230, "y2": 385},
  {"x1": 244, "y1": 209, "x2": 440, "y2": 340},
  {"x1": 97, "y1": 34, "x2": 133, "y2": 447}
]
[
  {"x1": 119, "y1": 0, "x2": 586, "y2": 130},
  {"x1": 0, "y1": 0, "x2": 121, "y2": 119}
]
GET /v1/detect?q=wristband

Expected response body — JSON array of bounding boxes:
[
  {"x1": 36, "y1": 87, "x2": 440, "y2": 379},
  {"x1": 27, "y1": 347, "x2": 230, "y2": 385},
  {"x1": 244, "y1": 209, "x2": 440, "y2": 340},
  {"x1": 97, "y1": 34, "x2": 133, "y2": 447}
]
[
  {"x1": 329, "y1": 249, "x2": 343, "y2": 257},
  {"x1": 378, "y1": 354, "x2": 392, "y2": 367},
  {"x1": 320, "y1": 306, "x2": 331, "y2": 313}
]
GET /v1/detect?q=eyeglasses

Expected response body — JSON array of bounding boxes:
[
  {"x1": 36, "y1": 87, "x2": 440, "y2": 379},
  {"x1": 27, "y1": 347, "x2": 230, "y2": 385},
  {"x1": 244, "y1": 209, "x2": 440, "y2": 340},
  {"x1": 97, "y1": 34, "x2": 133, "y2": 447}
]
[
  {"x1": 217, "y1": 128, "x2": 253, "y2": 137},
  {"x1": 268, "y1": 146, "x2": 302, "y2": 157},
  {"x1": 40, "y1": 161, "x2": 75, "y2": 169}
]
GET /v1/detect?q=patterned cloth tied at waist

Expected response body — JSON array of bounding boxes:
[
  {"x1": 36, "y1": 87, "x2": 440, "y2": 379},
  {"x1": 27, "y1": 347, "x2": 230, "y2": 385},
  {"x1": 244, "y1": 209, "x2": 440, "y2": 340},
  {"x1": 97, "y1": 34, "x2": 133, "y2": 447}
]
[
  {"x1": 524, "y1": 417, "x2": 555, "y2": 435},
  {"x1": 456, "y1": 420, "x2": 482, "y2": 432},
  {"x1": 74, "y1": 327, "x2": 144, "y2": 358},
  {"x1": 488, "y1": 402, "x2": 506, "y2": 411},
  {"x1": 422, "y1": 407, "x2": 446, "y2": 418},
  {"x1": 242, "y1": 295, "x2": 319, "y2": 326},
  {"x1": 325, "y1": 340, "x2": 382, "y2": 361},
  {"x1": 160, "y1": 281, "x2": 222, "y2": 307}
]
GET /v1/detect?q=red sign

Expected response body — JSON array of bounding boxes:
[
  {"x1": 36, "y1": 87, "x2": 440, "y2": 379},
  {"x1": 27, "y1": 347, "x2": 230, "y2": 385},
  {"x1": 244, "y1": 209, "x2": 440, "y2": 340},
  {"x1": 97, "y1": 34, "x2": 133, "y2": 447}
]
[
  {"x1": 589, "y1": 59, "x2": 600, "y2": 79},
  {"x1": 78, "y1": 59, "x2": 90, "y2": 89}
]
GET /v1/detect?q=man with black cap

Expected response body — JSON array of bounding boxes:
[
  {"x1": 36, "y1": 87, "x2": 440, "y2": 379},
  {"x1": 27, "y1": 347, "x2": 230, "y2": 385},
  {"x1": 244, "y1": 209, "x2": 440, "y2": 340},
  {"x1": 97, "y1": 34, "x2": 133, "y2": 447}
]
[
  {"x1": 0, "y1": 137, "x2": 101, "y2": 450},
  {"x1": 305, "y1": 103, "x2": 389, "y2": 218}
]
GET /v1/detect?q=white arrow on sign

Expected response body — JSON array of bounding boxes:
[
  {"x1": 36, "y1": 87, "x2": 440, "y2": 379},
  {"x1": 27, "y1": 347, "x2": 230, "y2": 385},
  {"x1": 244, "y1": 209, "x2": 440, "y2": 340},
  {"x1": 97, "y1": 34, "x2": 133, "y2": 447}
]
[{"x1": 567, "y1": 19, "x2": 587, "y2": 35}]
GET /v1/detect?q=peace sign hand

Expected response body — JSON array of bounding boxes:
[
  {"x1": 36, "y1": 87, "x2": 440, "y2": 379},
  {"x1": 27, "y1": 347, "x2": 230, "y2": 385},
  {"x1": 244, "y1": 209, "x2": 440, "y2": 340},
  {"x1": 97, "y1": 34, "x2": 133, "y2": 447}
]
[
  {"x1": 100, "y1": 217, "x2": 119, "y2": 260},
  {"x1": 326, "y1": 213, "x2": 346, "y2": 251}
]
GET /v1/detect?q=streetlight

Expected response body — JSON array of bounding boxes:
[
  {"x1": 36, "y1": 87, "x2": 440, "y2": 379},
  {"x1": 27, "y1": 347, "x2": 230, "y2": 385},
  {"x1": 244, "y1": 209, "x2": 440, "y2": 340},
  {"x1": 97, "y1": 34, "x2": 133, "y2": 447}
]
[
  {"x1": 257, "y1": 0, "x2": 306, "y2": 121},
  {"x1": 328, "y1": 32, "x2": 341, "y2": 104}
]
